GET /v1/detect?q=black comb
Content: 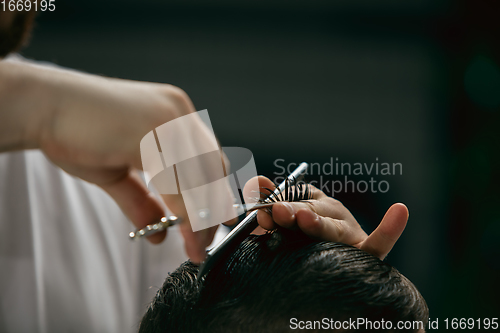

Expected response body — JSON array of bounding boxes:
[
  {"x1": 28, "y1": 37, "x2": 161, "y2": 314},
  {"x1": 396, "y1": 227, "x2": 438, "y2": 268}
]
[{"x1": 197, "y1": 162, "x2": 309, "y2": 279}]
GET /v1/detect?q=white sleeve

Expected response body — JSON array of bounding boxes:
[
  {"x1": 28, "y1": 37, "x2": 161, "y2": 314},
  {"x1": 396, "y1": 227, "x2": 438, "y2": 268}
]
[{"x1": 0, "y1": 150, "x2": 228, "y2": 333}]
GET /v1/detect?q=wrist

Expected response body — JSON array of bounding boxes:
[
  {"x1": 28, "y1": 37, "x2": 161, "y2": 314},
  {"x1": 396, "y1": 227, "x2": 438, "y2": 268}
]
[{"x1": 0, "y1": 58, "x2": 58, "y2": 151}]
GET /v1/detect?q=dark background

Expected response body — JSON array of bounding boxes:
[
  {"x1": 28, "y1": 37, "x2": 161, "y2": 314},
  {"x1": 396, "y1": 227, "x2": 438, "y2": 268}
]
[{"x1": 22, "y1": 0, "x2": 500, "y2": 329}]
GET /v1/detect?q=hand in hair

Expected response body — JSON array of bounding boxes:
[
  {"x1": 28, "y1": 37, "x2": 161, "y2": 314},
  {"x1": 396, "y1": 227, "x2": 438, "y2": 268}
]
[
  {"x1": 139, "y1": 230, "x2": 428, "y2": 333},
  {"x1": 244, "y1": 176, "x2": 408, "y2": 260}
]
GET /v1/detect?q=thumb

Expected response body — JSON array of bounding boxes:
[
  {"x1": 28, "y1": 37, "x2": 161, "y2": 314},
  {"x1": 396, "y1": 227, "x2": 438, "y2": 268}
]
[
  {"x1": 178, "y1": 223, "x2": 218, "y2": 264},
  {"x1": 101, "y1": 170, "x2": 167, "y2": 244},
  {"x1": 360, "y1": 203, "x2": 408, "y2": 260},
  {"x1": 161, "y1": 193, "x2": 218, "y2": 263}
]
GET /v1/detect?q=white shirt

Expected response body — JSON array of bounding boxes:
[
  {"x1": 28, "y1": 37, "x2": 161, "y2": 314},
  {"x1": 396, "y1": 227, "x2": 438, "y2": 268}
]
[{"x1": 0, "y1": 150, "x2": 226, "y2": 333}]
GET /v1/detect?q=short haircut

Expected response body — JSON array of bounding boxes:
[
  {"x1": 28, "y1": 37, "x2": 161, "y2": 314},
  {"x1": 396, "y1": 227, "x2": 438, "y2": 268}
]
[{"x1": 139, "y1": 228, "x2": 428, "y2": 332}]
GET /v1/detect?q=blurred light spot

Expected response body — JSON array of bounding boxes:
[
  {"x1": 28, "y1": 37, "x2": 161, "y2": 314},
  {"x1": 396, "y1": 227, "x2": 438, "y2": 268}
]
[{"x1": 464, "y1": 55, "x2": 500, "y2": 109}]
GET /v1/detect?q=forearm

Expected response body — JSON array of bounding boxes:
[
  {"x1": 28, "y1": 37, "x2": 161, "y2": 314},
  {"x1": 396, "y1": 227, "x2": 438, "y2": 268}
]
[{"x1": 0, "y1": 57, "x2": 56, "y2": 151}]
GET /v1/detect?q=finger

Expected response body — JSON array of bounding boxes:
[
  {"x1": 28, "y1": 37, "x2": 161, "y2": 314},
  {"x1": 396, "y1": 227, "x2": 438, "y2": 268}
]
[
  {"x1": 222, "y1": 217, "x2": 239, "y2": 226},
  {"x1": 161, "y1": 193, "x2": 220, "y2": 263},
  {"x1": 178, "y1": 223, "x2": 218, "y2": 264},
  {"x1": 306, "y1": 183, "x2": 328, "y2": 200},
  {"x1": 360, "y1": 203, "x2": 409, "y2": 260},
  {"x1": 257, "y1": 209, "x2": 276, "y2": 230},
  {"x1": 271, "y1": 202, "x2": 302, "y2": 228},
  {"x1": 218, "y1": 150, "x2": 239, "y2": 227},
  {"x1": 100, "y1": 170, "x2": 167, "y2": 244},
  {"x1": 271, "y1": 197, "x2": 347, "y2": 229},
  {"x1": 251, "y1": 226, "x2": 268, "y2": 235},
  {"x1": 242, "y1": 175, "x2": 275, "y2": 202},
  {"x1": 243, "y1": 176, "x2": 277, "y2": 230},
  {"x1": 294, "y1": 208, "x2": 366, "y2": 245},
  {"x1": 294, "y1": 208, "x2": 339, "y2": 239}
]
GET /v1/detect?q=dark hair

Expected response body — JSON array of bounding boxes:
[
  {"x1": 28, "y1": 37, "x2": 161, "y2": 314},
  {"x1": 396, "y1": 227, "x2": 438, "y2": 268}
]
[
  {"x1": 0, "y1": 11, "x2": 37, "y2": 58},
  {"x1": 139, "y1": 228, "x2": 428, "y2": 332}
]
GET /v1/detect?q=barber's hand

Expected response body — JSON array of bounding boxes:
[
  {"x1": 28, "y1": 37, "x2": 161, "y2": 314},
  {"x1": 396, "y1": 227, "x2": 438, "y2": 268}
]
[
  {"x1": 2, "y1": 60, "x2": 226, "y2": 262},
  {"x1": 245, "y1": 176, "x2": 408, "y2": 260}
]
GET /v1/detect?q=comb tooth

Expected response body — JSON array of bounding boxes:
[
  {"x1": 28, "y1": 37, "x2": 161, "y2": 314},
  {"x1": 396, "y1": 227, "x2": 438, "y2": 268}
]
[
  {"x1": 299, "y1": 177, "x2": 303, "y2": 201},
  {"x1": 262, "y1": 187, "x2": 275, "y2": 196},
  {"x1": 197, "y1": 162, "x2": 309, "y2": 279},
  {"x1": 278, "y1": 183, "x2": 285, "y2": 202},
  {"x1": 299, "y1": 183, "x2": 303, "y2": 201},
  {"x1": 274, "y1": 189, "x2": 281, "y2": 202},
  {"x1": 257, "y1": 175, "x2": 313, "y2": 205},
  {"x1": 258, "y1": 191, "x2": 271, "y2": 200},
  {"x1": 259, "y1": 188, "x2": 270, "y2": 203},
  {"x1": 262, "y1": 187, "x2": 277, "y2": 204},
  {"x1": 285, "y1": 177, "x2": 289, "y2": 202},
  {"x1": 292, "y1": 181, "x2": 298, "y2": 202}
]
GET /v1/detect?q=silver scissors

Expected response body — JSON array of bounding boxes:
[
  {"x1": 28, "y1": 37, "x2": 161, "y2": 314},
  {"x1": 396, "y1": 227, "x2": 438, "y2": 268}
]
[
  {"x1": 128, "y1": 215, "x2": 181, "y2": 239},
  {"x1": 129, "y1": 203, "x2": 284, "y2": 240}
]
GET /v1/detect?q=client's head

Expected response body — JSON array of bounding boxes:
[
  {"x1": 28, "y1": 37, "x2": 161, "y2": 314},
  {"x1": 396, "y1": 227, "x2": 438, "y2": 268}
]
[{"x1": 140, "y1": 228, "x2": 428, "y2": 332}]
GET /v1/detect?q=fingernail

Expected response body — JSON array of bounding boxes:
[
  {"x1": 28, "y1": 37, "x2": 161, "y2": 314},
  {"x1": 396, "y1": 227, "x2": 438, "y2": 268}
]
[{"x1": 282, "y1": 202, "x2": 295, "y2": 218}]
